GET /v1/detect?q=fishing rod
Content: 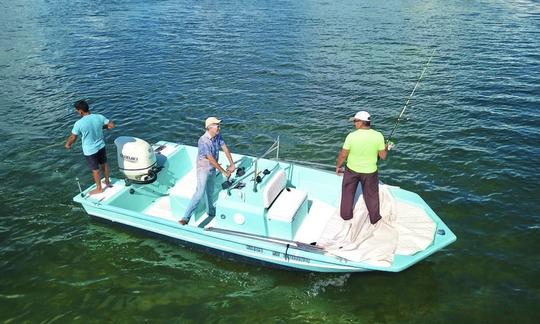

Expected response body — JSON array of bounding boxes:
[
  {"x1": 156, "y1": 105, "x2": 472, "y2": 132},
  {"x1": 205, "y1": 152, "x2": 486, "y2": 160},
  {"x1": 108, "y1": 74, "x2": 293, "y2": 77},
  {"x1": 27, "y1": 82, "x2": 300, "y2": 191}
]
[
  {"x1": 387, "y1": 49, "x2": 436, "y2": 143},
  {"x1": 205, "y1": 227, "x2": 326, "y2": 254}
]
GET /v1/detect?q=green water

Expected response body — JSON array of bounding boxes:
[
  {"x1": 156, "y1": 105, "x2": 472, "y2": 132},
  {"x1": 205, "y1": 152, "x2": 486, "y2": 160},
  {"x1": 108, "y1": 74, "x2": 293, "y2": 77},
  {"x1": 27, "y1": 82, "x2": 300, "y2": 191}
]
[{"x1": 1, "y1": 0, "x2": 539, "y2": 322}]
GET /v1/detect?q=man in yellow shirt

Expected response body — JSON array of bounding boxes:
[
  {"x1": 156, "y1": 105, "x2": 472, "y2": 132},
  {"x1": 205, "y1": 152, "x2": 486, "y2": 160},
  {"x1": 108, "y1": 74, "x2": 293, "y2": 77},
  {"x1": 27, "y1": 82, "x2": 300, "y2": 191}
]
[{"x1": 335, "y1": 111, "x2": 392, "y2": 224}]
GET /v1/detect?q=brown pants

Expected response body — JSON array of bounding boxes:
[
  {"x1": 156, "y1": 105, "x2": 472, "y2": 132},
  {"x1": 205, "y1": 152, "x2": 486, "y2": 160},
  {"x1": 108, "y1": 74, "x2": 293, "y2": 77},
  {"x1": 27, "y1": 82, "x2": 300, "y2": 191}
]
[{"x1": 340, "y1": 167, "x2": 381, "y2": 224}]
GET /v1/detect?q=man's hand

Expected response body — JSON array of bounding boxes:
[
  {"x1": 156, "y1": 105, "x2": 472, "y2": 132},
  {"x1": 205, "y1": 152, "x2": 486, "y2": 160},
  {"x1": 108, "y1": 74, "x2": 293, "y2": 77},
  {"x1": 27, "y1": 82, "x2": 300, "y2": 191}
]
[
  {"x1": 222, "y1": 169, "x2": 231, "y2": 178},
  {"x1": 336, "y1": 149, "x2": 349, "y2": 176},
  {"x1": 65, "y1": 134, "x2": 77, "y2": 150},
  {"x1": 227, "y1": 163, "x2": 236, "y2": 174}
]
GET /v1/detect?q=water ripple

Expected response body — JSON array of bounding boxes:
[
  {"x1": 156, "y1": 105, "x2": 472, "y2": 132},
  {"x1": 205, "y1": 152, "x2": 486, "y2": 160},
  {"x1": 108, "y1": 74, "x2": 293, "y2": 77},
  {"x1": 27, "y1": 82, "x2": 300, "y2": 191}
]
[{"x1": 1, "y1": 0, "x2": 539, "y2": 322}]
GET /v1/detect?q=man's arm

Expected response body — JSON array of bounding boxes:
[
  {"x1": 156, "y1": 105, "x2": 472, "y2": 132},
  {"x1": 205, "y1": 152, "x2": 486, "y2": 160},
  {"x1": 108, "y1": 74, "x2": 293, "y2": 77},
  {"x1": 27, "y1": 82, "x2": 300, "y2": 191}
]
[
  {"x1": 207, "y1": 155, "x2": 230, "y2": 178},
  {"x1": 378, "y1": 144, "x2": 390, "y2": 160},
  {"x1": 65, "y1": 134, "x2": 78, "y2": 150},
  {"x1": 336, "y1": 149, "x2": 349, "y2": 175},
  {"x1": 221, "y1": 144, "x2": 235, "y2": 173}
]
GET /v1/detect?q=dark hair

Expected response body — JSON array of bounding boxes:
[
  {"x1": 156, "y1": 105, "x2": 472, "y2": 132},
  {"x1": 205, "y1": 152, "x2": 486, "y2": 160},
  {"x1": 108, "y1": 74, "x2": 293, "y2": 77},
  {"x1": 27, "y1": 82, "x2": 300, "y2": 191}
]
[
  {"x1": 362, "y1": 120, "x2": 371, "y2": 127},
  {"x1": 74, "y1": 100, "x2": 89, "y2": 112}
]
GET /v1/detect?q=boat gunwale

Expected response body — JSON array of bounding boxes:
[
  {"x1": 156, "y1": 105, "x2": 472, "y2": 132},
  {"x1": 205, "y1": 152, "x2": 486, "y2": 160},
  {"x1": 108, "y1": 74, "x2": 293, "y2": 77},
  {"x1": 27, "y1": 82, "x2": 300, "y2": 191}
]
[{"x1": 74, "y1": 191, "x2": 456, "y2": 272}]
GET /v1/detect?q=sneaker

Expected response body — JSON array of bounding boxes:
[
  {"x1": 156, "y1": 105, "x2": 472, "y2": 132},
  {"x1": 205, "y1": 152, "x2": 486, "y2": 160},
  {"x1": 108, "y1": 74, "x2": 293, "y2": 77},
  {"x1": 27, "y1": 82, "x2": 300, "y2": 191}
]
[{"x1": 179, "y1": 219, "x2": 188, "y2": 226}]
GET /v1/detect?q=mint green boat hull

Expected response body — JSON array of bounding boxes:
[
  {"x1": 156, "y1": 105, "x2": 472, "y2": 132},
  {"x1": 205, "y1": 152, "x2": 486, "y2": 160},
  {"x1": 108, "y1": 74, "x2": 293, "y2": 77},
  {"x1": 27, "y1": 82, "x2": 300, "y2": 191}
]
[{"x1": 73, "y1": 141, "x2": 456, "y2": 273}]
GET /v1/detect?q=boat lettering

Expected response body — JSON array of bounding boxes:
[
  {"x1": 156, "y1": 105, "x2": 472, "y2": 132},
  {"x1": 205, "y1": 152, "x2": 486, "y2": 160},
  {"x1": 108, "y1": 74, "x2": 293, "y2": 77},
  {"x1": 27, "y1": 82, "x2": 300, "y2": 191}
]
[
  {"x1": 272, "y1": 251, "x2": 280, "y2": 257},
  {"x1": 246, "y1": 245, "x2": 263, "y2": 253},
  {"x1": 120, "y1": 153, "x2": 138, "y2": 162},
  {"x1": 287, "y1": 255, "x2": 310, "y2": 263},
  {"x1": 336, "y1": 256, "x2": 348, "y2": 263}
]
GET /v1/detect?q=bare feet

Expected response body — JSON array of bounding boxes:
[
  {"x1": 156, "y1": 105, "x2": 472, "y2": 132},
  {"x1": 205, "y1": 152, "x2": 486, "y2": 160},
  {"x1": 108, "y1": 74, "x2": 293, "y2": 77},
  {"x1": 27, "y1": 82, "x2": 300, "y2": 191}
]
[
  {"x1": 179, "y1": 219, "x2": 188, "y2": 226},
  {"x1": 89, "y1": 188, "x2": 104, "y2": 195}
]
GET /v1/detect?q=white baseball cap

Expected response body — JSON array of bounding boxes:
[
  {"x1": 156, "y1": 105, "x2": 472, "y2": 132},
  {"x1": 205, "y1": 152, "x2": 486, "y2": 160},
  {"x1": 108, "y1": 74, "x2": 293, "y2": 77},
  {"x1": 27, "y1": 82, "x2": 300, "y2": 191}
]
[
  {"x1": 205, "y1": 117, "x2": 221, "y2": 128},
  {"x1": 349, "y1": 111, "x2": 371, "y2": 122}
]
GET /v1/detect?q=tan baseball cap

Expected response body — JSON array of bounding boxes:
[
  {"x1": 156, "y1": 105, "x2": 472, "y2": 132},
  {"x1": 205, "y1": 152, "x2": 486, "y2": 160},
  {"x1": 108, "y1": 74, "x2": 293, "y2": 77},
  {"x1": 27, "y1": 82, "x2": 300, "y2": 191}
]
[{"x1": 205, "y1": 117, "x2": 221, "y2": 128}]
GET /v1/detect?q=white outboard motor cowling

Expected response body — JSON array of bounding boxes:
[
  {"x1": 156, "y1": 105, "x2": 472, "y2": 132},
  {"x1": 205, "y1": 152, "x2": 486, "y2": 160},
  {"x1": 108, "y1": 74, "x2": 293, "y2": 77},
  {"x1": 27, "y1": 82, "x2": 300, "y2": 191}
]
[{"x1": 114, "y1": 136, "x2": 158, "y2": 184}]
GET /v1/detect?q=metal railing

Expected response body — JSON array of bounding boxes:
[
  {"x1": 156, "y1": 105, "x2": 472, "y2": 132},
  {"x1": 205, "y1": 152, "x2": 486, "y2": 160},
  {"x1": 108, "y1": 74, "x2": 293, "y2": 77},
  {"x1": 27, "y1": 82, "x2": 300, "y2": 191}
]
[
  {"x1": 274, "y1": 158, "x2": 334, "y2": 170},
  {"x1": 252, "y1": 136, "x2": 280, "y2": 192},
  {"x1": 225, "y1": 137, "x2": 339, "y2": 194},
  {"x1": 226, "y1": 137, "x2": 281, "y2": 195}
]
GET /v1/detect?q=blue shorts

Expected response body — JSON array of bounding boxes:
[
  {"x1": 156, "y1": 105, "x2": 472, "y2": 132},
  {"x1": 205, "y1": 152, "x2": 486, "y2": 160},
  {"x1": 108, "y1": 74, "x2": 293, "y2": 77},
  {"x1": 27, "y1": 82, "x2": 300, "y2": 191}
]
[{"x1": 85, "y1": 147, "x2": 107, "y2": 171}]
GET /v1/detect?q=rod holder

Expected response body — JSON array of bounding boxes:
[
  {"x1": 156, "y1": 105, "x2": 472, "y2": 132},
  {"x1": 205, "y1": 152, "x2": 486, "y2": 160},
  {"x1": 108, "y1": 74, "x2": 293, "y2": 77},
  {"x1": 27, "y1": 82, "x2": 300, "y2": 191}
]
[{"x1": 76, "y1": 177, "x2": 85, "y2": 197}]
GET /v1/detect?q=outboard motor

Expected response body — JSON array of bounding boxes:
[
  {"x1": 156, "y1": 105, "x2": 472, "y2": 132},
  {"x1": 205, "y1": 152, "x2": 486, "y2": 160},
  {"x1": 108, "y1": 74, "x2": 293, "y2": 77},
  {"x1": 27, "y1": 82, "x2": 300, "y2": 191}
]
[{"x1": 114, "y1": 136, "x2": 159, "y2": 184}]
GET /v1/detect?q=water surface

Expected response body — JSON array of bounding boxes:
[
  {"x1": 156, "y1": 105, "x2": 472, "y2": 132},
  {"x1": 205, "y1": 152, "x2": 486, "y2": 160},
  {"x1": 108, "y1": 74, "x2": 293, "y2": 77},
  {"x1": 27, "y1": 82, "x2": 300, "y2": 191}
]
[{"x1": 1, "y1": 0, "x2": 539, "y2": 322}]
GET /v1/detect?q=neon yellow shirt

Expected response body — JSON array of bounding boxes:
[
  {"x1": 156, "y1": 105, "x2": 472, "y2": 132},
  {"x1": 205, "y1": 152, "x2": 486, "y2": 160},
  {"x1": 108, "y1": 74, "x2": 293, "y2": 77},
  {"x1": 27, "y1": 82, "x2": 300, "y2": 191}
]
[{"x1": 342, "y1": 129, "x2": 385, "y2": 173}]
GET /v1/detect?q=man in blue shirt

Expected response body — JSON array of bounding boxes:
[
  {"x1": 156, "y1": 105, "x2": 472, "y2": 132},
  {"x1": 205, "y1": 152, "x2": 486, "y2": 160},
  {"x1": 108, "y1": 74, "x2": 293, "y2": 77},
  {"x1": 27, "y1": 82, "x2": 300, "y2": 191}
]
[
  {"x1": 179, "y1": 117, "x2": 236, "y2": 225},
  {"x1": 65, "y1": 100, "x2": 115, "y2": 195}
]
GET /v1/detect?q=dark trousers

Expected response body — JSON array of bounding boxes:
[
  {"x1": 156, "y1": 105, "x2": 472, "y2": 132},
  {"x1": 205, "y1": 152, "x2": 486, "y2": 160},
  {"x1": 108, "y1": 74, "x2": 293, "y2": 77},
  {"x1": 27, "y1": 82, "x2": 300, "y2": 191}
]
[{"x1": 340, "y1": 167, "x2": 381, "y2": 224}]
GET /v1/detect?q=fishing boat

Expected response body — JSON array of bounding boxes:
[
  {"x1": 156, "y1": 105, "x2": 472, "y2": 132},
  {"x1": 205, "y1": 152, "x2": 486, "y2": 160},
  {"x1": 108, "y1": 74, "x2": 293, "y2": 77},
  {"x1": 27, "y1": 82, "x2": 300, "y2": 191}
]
[{"x1": 73, "y1": 136, "x2": 456, "y2": 273}]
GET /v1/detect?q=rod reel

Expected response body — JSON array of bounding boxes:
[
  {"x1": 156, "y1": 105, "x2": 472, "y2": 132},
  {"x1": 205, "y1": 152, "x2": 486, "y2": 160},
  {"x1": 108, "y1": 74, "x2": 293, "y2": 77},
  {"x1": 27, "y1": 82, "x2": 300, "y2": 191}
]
[
  {"x1": 255, "y1": 169, "x2": 271, "y2": 183},
  {"x1": 221, "y1": 166, "x2": 246, "y2": 190}
]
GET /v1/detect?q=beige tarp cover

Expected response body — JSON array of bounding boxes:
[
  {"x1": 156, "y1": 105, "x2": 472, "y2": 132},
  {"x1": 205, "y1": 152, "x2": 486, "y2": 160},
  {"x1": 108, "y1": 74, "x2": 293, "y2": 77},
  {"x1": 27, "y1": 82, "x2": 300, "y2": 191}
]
[{"x1": 318, "y1": 185, "x2": 437, "y2": 267}]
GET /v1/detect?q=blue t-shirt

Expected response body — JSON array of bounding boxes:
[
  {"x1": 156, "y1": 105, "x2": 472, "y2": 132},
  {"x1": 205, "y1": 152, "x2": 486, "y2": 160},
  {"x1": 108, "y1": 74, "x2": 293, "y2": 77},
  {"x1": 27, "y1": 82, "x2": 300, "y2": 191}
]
[
  {"x1": 71, "y1": 114, "x2": 109, "y2": 156},
  {"x1": 197, "y1": 132, "x2": 225, "y2": 170}
]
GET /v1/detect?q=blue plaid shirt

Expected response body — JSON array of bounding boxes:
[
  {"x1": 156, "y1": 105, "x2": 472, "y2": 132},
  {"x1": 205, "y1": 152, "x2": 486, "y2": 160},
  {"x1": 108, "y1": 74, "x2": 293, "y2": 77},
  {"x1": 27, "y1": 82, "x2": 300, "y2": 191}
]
[{"x1": 197, "y1": 132, "x2": 225, "y2": 170}]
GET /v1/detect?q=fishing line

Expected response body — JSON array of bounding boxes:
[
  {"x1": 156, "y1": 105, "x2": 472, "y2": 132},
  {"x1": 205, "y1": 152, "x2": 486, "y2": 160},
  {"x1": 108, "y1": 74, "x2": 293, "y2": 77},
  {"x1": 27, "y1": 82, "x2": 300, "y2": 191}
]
[
  {"x1": 387, "y1": 49, "x2": 436, "y2": 143},
  {"x1": 25, "y1": 124, "x2": 117, "y2": 155},
  {"x1": 25, "y1": 141, "x2": 71, "y2": 155}
]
